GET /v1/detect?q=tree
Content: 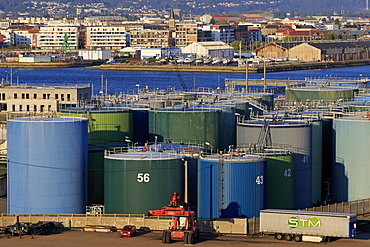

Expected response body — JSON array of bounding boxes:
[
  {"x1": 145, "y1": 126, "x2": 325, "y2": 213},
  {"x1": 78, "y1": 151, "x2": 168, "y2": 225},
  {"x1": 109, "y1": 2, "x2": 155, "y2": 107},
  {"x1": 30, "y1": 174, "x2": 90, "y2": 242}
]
[
  {"x1": 282, "y1": 36, "x2": 297, "y2": 42},
  {"x1": 230, "y1": 40, "x2": 244, "y2": 52}
]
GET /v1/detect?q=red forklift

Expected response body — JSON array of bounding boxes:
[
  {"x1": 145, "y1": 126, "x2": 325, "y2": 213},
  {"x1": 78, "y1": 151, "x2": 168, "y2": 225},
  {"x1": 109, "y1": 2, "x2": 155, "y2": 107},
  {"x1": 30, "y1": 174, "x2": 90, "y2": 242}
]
[{"x1": 148, "y1": 192, "x2": 199, "y2": 244}]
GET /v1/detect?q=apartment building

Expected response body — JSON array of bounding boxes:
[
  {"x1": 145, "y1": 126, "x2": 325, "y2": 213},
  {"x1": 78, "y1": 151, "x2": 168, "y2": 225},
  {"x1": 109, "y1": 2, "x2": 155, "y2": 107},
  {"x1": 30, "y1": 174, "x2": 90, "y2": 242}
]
[
  {"x1": 0, "y1": 84, "x2": 91, "y2": 113},
  {"x1": 174, "y1": 23, "x2": 198, "y2": 47},
  {"x1": 130, "y1": 29, "x2": 172, "y2": 48},
  {"x1": 39, "y1": 26, "x2": 79, "y2": 50},
  {"x1": 86, "y1": 26, "x2": 129, "y2": 50}
]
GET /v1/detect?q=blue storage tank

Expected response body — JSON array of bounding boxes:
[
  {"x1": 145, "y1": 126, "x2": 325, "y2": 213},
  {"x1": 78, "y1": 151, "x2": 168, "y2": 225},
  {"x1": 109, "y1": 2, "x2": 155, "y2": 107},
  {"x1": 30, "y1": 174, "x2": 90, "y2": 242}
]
[
  {"x1": 7, "y1": 117, "x2": 88, "y2": 214},
  {"x1": 198, "y1": 155, "x2": 266, "y2": 219}
]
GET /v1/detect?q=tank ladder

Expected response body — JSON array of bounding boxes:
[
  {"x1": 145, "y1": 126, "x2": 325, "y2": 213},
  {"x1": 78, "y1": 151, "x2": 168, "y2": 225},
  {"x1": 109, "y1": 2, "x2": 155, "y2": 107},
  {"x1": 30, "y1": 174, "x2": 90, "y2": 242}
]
[
  {"x1": 257, "y1": 122, "x2": 272, "y2": 152},
  {"x1": 217, "y1": 155, "x2": 224, "y2": 216}
]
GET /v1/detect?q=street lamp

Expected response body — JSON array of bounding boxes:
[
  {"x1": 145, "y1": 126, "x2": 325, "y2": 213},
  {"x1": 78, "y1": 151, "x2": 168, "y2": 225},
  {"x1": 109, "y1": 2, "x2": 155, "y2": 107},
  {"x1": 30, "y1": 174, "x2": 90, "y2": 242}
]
[
  {"x1": 205, "y1": 142, "x2": 213, "y2": 154},
  {"x1": 136, "y1": 84, "x2": 140, "y2": 95}
]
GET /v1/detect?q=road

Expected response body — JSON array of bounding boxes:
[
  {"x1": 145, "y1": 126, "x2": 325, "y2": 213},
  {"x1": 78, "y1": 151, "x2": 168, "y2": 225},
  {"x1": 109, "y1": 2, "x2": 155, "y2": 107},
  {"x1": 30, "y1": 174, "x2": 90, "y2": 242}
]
[{"x1": 0, "y1": 228, "x2": 370, "y2": 247}]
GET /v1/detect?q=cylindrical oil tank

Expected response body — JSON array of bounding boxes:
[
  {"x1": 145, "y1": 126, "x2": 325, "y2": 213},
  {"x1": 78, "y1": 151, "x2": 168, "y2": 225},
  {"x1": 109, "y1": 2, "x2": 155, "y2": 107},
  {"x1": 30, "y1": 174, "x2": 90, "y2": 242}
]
[
  {"x1": 198, "y1": 155, "x2": 266, "y2": 218},
  {"x1": 88, "y1": 145, "x2": 105, "y2": 205},
  {"x1": 148, "y1": 143, "x2": 202, "y2": 208},
  {"x1": 104, "y1": 151, "x2": 184, "y2": 214},
  {"x1": 61, "y1": 108, "x2": 133, "y2": 146},
  {"x1": 285, "y1": 87, "x2": 354, "y2": 103},
  {"x1": 237, "y1": 120, "x2": 312, "y2": 209},
  {"x1": 332, "y1": 118, "x2": 370, "y2": 202},
  {"x1": 195, "y1": 105, "x2": 236, "y2": 151},
  {"x1": 263, "y1": 150, "x2": 294, "y2": 209},
  {"x1": 149, "y1": 108, "x2": 222, "y2": 151},
  {"x1": 7, "y1": 117, "x2": 88, "y2": 214}
]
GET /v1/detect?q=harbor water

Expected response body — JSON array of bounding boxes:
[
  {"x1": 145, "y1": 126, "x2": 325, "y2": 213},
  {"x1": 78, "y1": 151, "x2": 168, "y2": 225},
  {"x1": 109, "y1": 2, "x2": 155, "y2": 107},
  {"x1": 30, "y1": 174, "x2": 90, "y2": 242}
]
[{"x1": 0, "y1": 65, "x2": 369, "y2": 95}]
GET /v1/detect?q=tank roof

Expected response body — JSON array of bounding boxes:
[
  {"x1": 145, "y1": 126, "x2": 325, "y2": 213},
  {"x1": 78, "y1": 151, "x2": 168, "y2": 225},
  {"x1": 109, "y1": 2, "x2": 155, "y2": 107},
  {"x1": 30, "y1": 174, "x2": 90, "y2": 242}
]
[
  {"x1": 8, "y1": 117, "x2": 87, "y2": 123},
  {"x1": 200, "y1": 154, "x2": 265, "y2": 162},
  {"x1": 239, "y1": 120, "x2": 310, "y2": 127},
  {"x1": 105, "y1": 151, "x2": 184, "y2": 160},
  {"x1": 288, "y1": 87, "x2": 353, "y2": 92}
]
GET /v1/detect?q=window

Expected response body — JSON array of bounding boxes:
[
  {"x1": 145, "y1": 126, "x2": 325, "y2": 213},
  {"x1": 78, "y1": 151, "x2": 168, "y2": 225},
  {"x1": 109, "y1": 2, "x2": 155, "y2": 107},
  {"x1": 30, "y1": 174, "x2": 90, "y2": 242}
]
[
  {"x1": 67, "y1": 94, "x2": 70, "y2": 101},
  {"x1": 47, "y1": 94, "x2": 50, "y2": 99},
  {"x1": 26, "y1": 105, "x2": 30, "y2": 111},
  {"x1": 19, "y1": 105, "x2": 22, "y2": 111},
  {"x1": 26, "y1": 94, "x2": 29, "y2": 99},
  {"x1": 43, "y1": 94, "x2": 46, "y2": 99},
  {"x1": 14, "y1": 93, "x2": 17, "y2": 99},
  {"x1": 55, "y1": 94, "x2": 58, "y2": 99},
  {"x1": 12, "y1": 105, "x2": 15, "y2": 111},
  {"x1": 34, "y1": 94, "x2": 37, "y2": 99},
  {"x1": 1, "y1": 93, "x2": 4, "y2": 100},
  {"x1": 40, "y1": 105, "x2": 44, "y2": 112},
  {"x1": 22, "y1": 93, "x2": 25, "y2": 99},
  {"x1": 61, "y1": 94, "x2": 65, "y2": 101}
]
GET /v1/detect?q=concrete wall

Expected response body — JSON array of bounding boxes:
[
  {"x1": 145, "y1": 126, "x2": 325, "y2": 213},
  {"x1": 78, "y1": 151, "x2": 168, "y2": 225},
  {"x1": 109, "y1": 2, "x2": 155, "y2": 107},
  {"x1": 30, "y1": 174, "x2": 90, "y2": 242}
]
[{"x1": 0, "y1": 214, "x2": 253, "y2": 234}]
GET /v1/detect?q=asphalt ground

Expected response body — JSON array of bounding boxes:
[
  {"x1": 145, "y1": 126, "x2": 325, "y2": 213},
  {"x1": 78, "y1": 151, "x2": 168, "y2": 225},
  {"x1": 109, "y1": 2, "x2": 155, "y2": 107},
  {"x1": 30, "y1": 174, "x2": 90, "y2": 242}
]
[{"x1": 0, "y1": 228, "x2": 370, "y2": 247}]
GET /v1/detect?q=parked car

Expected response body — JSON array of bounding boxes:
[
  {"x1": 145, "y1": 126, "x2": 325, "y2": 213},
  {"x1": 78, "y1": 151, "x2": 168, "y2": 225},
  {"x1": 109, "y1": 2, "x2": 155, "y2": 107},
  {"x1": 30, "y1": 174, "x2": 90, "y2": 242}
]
[{"x1": 119, "y1": 225, "x2": 137, "y2": 237}]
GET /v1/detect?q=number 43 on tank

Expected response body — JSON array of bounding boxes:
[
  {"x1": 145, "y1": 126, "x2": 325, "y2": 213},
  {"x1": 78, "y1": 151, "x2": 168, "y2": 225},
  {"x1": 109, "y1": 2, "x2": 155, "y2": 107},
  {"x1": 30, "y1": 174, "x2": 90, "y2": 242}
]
[
  {"x1": 256, "y1": 175, "x2": 264, "y2": 185},
  {"x1": 137, "y1": 173, "x2": 150, "y2": 183}
]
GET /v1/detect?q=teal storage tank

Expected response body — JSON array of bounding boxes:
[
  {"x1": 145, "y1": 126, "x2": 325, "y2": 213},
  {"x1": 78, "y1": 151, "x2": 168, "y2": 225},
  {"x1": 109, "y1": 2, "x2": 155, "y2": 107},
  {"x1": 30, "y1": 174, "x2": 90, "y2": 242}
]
[
  {"x1": 333, "y1": 118, "x2": 370, "y2": 202},
  {"x1": 104, "y1": 151, "x2": 184, "y2": 214}
]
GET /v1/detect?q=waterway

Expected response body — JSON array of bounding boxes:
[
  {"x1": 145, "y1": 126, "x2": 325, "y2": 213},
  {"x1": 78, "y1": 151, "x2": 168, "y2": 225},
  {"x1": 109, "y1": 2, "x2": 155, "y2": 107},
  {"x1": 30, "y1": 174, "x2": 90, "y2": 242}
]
[{"x1": 0, "y1": 65, "x2": 369, "y2": 95}]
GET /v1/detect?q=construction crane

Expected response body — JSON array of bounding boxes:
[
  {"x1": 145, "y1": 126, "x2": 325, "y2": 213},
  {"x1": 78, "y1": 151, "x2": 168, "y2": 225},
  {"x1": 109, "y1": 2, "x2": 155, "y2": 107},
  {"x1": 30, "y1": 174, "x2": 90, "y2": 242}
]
[
  {"x1": 60, "y1": 33, "x2": 72, "y2": 54},
  {"x1": 148, "y1": 192, "x2": 199, "y2": 244}
]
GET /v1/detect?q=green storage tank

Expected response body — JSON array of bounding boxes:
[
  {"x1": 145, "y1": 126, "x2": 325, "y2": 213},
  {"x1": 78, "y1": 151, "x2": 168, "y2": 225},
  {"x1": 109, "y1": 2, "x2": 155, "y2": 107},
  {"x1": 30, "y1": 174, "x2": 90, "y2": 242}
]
[
  {"x1": 149, "y1": 108, "x2": 222, "y2": 151},
  {"x1": 285, "y1": 87, "x2": 354, "y2": 103},
  {"x1": 104, "y1": 151, "x2": 184, "y2": 214},
  {"x1": 88, "y1": 145, "x2": 105, "y2": 205},
  {"x1": 265, "y1": 152, "x2": 294, "y2": 209},
  {"x1": 61, "y1": 108, "x2": 133, "y2": 146}
]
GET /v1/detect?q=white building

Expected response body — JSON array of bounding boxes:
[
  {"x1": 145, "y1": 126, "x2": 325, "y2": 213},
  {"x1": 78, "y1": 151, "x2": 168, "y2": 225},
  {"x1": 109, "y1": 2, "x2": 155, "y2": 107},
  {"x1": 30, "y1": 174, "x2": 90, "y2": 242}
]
[
  {"x1": 139, "y1": 48, "x2": 181, "y2": 59},
  {"x1": 86, "y1": 26, "x2": 130, "y2": 50},
  {"x1": 181, "y1": 41, "x2": 234, "y2": 59},
  {"x1": 39, "y1": 26, "x2": 79, "y2": 50},
  {"x1": 78, "y1": 50, "x2": 112, "y2": 60}
]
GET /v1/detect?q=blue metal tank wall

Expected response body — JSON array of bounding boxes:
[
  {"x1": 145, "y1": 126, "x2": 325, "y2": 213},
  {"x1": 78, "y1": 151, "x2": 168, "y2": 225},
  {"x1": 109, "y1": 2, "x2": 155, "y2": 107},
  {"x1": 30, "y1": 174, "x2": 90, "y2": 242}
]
[
  {"x1": 198, "y1": 155, "x2": 266, "y2": 219},
  {"x1": 333, "y1": 118, "x2": 370, "y2": 202},
  {"x1": 7, "y1": 117, "x2": 88, "y2": 214}
]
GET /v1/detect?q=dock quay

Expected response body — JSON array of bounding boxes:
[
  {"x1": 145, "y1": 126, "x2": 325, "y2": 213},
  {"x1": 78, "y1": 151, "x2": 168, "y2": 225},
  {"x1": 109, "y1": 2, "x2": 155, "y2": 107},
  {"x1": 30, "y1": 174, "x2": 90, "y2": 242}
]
[{"x1": 98, "y1": 59, "x2": 370, "y2": 73}]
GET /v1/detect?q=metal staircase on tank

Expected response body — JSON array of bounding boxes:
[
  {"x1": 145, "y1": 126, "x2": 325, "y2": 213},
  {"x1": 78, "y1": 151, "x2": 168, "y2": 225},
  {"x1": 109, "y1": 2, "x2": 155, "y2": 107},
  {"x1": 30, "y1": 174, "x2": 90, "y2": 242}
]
[
  {"x1": 246, "y1": 96, "x2": 268, "y2": 113},
  {"x1": 218, "y1": 155, "x2": 224, "y2": 216},
  {"x1": 257, "y1": 121, "x2": 272, "y2": 152}
]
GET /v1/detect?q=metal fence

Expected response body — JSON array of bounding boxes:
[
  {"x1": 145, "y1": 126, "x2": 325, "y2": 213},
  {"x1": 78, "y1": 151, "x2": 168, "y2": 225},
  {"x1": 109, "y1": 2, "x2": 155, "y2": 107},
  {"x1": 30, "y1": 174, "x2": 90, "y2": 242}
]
[{"x1": 302, "y1": 198, "x2": 370, "y2": 216}]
